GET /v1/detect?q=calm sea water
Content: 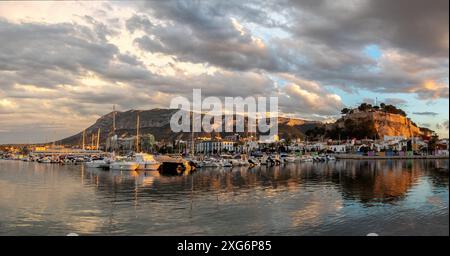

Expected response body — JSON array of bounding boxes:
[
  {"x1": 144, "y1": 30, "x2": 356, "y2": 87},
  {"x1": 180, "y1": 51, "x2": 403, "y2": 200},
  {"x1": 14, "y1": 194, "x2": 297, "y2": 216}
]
[{"x1": 0, "y1": 159, "x2": 448, "y2": 236}]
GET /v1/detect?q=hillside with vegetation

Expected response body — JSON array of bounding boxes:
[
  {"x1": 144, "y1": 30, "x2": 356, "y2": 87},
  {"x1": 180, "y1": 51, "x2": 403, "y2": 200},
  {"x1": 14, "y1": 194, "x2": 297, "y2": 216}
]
[{"x1": 320, "y1": 103, "x2": 433, "y2": 140}]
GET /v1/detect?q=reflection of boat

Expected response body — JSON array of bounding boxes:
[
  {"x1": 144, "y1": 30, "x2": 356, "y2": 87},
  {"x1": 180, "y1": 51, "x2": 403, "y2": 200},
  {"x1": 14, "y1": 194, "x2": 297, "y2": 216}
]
[
  {"x1": 134, "y1": 153, "x2": 160, "y2": 170},
  {"x1": 157, "y1": 155, "x2": 195, "y2": 175},
  {"x1": 110, "y1": 160, "x2": 139, "y2": 171}
]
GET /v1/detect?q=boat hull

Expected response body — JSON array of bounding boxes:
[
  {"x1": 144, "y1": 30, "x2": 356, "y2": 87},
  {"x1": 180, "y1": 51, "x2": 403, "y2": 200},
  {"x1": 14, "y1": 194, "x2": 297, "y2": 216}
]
[
  {"x1": 137, "y1": 162, "x2": 161, "y2": 171},
  {"x1": 158, "y1": 162, "x2": 186, "y2": 175},
  {"x1": 110, "y1": 162, "x2": 139, "y2": 171}
]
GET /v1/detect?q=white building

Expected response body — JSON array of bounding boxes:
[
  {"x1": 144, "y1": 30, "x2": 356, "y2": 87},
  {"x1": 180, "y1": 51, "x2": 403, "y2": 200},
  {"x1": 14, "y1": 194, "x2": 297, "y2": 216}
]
[
  {"x1": 195, "y1": 140, "x2": 235, "y2": 154},
  {"x1": 384, "y1": 135, "x2": 406, "y2": 141},
  {"x1": 328, "y1": 145, "x2": 347, "y2": 153}
]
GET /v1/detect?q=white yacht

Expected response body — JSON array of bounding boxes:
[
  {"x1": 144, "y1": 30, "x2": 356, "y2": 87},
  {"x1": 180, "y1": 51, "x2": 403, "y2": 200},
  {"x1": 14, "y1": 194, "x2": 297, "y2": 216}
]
[
  {"x1": 110, "y1": 157, "x2": 139, "y2": 171},
  {"x1": 300, "y1": 155, "x2": 314, "y2": 162},
  {"x1": 326, "y1": 155, "x2": 336, "y2": 161},
  {"x1": 85, "y1": 159, "x2": 110, "y2": 169},
  {"x1": 202, "y1": 157, "x2": 221, "y2": 167}
]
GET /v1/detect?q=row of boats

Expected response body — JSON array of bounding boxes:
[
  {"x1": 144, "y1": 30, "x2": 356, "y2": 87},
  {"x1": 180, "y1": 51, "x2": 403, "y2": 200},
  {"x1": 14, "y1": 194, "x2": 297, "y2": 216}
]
[
  {"x1": 87, "y1": 153, "x2": 337, "y2": 171},
  {"x1": 11, "y1": 152, "x2": 337, "y2": 174}
]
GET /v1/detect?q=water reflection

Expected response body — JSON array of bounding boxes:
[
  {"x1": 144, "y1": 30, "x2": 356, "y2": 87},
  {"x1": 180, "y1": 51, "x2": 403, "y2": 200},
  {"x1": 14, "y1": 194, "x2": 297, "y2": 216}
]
[{"x1": 0, "y1": 159, "x2": 448, "y2": 235}]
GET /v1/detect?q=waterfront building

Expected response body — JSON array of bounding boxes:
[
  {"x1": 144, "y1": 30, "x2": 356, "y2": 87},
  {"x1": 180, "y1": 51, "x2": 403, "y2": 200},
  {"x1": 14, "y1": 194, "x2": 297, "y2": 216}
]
[
  {"x1": 328, "y1": 144, "x2": 347, "y2": 153},
  {"x1": 195, "y1": 139, "x2": 235, "y2": 154}
]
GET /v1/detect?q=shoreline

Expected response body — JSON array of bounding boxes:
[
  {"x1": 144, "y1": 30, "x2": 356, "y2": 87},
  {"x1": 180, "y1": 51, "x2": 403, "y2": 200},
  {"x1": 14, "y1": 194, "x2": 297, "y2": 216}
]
[{"x1": 335, "y1": 154, "x2": 449, "y2": 160}]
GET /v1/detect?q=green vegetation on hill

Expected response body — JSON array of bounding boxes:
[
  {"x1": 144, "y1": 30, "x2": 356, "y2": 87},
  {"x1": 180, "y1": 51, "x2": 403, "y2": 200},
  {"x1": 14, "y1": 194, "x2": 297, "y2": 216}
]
[{"x1": 342, "y1": 103, "x2": 407, "y2": 117}]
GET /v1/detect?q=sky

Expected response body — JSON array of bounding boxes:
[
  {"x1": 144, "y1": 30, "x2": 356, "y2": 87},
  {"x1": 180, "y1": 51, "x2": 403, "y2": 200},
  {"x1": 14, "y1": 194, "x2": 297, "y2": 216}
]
[{"x1": 0, "y1": 0, "x2": 448, "y2": 144}]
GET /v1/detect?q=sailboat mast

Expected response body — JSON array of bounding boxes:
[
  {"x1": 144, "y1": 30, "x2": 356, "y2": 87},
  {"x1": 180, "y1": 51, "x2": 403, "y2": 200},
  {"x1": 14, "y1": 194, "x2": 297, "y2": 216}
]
[
  {"x1": 113, "y1": 105, "x2": 116, "y2": 133},
  {"x1": 136, "y1": 112, "x2": 140, "y2": 153},
  {"x1": 82, "y1": 130, "x2": 86, "y2": 150},
  {"x1": 96, "y1": 128, "x2": 100, "y2": 150},
  {"x1": 191, "y1": 129, "x2": 194, "y2": 157}
]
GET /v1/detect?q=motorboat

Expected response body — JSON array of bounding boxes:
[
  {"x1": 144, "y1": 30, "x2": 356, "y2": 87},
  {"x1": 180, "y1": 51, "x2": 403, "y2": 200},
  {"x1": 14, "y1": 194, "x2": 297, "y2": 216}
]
[
  {"x1": 326, "y1": 155, "x2": 336, "y2": 161},
  {"x1": 248, "y1": 157, "x2": 260, "y2": 167},
  {"x1": 201, "y1": 157, "x2": 222, "y2": 167},
  {"x1": 230, "y1": 154, "x2": 250, "y2": 166},
  {"x1": 110, "y1": 159, "x2": 139, "y2": 171},
  {"x1": 85, "y1": 159, "x2": 110, "y2": 169},
  {"x1": 219, "y1": 155, "x2": 233, "y2": 167},
  {"x1": 220, "y1": 159, "x2": 233, "y2": 167},
  {"x1": 281, "y1": 154, "x2": 297, "y2": 163},
  {"x1": 38, "y1": 157, "x2": 52, "y2": 163},
  {"x1": 300, "y1": 155, "x2": 313, "y2": 162}
]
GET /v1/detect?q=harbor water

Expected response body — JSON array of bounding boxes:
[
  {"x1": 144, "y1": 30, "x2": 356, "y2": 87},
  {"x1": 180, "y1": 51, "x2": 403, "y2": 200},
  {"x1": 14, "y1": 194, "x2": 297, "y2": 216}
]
[{"x1": 0, "y1": 159, "x2": 448, "y2": 235}]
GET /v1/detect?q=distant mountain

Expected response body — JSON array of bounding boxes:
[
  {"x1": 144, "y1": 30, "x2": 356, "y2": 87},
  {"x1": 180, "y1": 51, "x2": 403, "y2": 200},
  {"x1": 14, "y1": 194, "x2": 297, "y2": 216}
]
[
  {"x1": 57, "y1": 109, "x2": 321, "y2": 146},
  {"x1": 58, "y1": 104, "x2": 434, "y2": 147}
]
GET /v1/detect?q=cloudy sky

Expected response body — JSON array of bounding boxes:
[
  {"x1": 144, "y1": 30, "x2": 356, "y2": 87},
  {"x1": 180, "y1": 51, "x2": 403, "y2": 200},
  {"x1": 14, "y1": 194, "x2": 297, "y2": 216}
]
[{"x1": 0, "y1": 0, "x2": 448, "y2": 144}]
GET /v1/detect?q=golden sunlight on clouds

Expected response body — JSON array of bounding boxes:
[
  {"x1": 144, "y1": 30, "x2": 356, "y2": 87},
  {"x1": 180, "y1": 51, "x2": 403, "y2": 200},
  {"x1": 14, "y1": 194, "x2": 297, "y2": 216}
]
[
  {"x1": 0, "y1": 98, "x2": 17, "y2": 114},
  {"x1": 409, "y1": 80, "x2": 449, "y2": 99},
  {"x1": 231, "y1": 17, "x2": 265, "y2": 49},
  {"x1": 231, "y1": 17, "x2": 246, "y2": 36},
  {"x1": 0, "y1": 1, "x2": 95, "y2": 23},
  {"x1": 80, "y1": 74, "x2": 106, "y2": 87},
  {"x1": 423, "y1": 80, "x2": 439, "y2": 90},
  {"x1": 287, "y1": 83, "x2": 320, "y2": 103}
]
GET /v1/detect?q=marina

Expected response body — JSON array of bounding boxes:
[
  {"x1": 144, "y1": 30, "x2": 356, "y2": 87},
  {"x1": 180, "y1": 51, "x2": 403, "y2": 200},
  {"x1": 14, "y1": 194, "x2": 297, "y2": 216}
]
[
  {"x1": 0, "y1": 158, "x2": 447, "y2": 235},
  {"x1": 0, "y1": 0, "x2": 447, "y2": 241}
]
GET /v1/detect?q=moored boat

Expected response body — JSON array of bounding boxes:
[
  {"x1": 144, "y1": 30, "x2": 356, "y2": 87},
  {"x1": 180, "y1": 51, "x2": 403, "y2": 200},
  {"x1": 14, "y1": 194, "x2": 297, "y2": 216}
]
[
  {"x1": 85, "y1": 159, "x2": 110, "y2": 169},
  {"x1": 134, "y1": 153, "x2": 160, "y2": 170},
  {"x1": 110, "y1": 160, "x2": 139, "y2": 171},
  {"x1": 157, "y1": 155, "x2": 196, "y2": 175}
]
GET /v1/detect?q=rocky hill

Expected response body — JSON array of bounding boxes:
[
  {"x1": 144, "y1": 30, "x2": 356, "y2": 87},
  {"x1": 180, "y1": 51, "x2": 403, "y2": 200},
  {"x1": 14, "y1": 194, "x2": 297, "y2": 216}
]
[{"x1": 322, "y1": 103, "x2": 433, "y2": 140}]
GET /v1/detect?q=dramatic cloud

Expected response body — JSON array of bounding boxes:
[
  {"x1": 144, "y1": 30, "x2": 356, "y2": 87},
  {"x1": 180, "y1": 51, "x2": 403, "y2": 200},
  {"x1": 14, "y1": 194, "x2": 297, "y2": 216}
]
[{"x1": 0, "y1": 0, "x2": 448, "y2": 143}]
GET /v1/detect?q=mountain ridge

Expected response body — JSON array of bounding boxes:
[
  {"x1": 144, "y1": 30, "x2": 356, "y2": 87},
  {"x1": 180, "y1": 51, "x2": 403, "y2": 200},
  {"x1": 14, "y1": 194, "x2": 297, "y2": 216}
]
[{"x1": 57, "y1": 104, "x2": 434, "y2": 146}]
